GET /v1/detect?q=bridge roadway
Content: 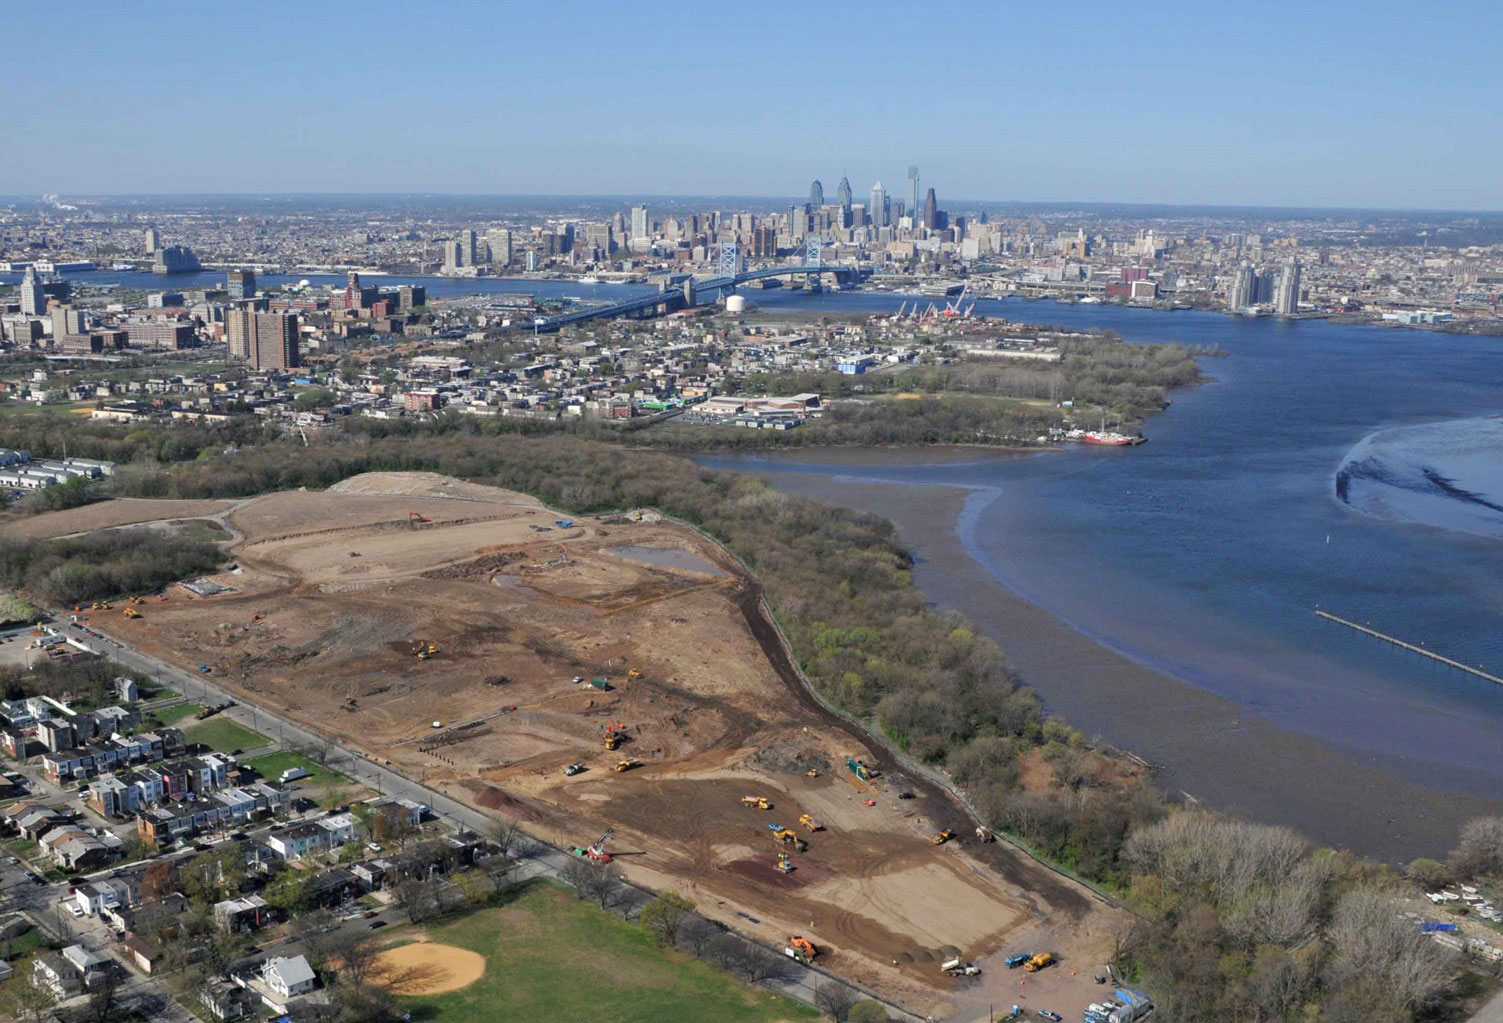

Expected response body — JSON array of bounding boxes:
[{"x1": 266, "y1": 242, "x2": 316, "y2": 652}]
[{"x1": 534, "y1": 263, "x2": 857, "y2": 331}]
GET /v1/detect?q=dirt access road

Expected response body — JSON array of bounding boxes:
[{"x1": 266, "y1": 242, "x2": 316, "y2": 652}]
[{"x1": 58, "y1": 472, "x2": 1123, "y2": 1019}]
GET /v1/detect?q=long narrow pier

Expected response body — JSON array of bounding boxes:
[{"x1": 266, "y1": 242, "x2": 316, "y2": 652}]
[{"x1": 1315, "y1": 609, "x2": 1503, "y2": 687}]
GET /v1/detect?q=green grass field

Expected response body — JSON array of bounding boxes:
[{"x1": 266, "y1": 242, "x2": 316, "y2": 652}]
[
  {"x1": 150, "y1": 702, "x2": 205, "y2": 726},
  {"x1": 399, "y1": 883, "x2": 817, "y2": 1023},
  {"x1": 182, "y1": 716, "x2": 270, "y2": 753},
  {"x1": 241, "y1": 751, "x2": 364, "y2": 807}
]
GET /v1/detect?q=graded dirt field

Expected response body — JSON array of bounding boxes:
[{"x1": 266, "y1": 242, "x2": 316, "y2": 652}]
[
  {"x1": 92, "y1": 472, "x2": 1123, "y2": 1019},
  {"x1": 5, "y1": 498, "x2": 236, "y2": 539},
  {"x1": 377, "y1": 941, "x2": 485, "y2": 995}
]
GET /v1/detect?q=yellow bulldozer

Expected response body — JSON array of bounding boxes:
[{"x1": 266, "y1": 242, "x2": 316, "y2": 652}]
[
  {"x1": 931, "y1": 829, "x2": 956, "y2": 845},
  {"x1": 740, "y1": 796, "x2": 772, "y2": 810},
  {"x1": 122, "y1": 607, "x2": 141, "y2": 619}
]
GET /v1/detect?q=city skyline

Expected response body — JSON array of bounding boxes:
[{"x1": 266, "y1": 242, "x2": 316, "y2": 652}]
[{"x1": 9, "y1": 1, "x2": 1503, "y2": 209}]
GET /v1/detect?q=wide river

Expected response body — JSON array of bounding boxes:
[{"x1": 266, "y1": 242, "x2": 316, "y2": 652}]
[{"x1": 14, "y1": 267, "x2": 1503, "y2": 859}]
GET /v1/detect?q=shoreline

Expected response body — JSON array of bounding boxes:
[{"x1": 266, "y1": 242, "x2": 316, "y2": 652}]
[{"x1": 742, "y1": 464, "x2": 1503, "y2": 864}]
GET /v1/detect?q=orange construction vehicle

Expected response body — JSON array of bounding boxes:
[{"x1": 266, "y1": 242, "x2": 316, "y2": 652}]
[{"x1": 785, "y1": 936, "x2": 818, "y2": 964}]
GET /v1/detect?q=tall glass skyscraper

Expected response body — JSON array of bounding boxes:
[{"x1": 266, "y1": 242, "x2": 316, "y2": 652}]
[
  {"x1": 809, "y1": 180, "x2": 824, "y2": 207},
  {"x1": 907, "y1": 165, "x2": 920, "y2": 222}
]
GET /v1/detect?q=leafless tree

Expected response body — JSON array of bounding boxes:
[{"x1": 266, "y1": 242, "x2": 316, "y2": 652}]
[
  {"x1": 1330, "y1": 886, "x2": 1455, "y2": 1012},
  {"x1": 392, "y1": 878, "x2": 441, "y2": 923},
  {"x1": 82, "y1": 970, "x2": 124, "y2": 1023},
  {"x1": 815, "y1": 980, "x2": 858, "y2": 1022},
  {"x1": 1449, "y1": 816, "x2": 1503, "y2": 879},
  {"x1": 489, "y1": 817, "x2": 526, "y2": 860},
  {"x1": 561, "y1": 856, "x2": 618, "y2": 909},
  {"x1": 679, "y1": 917, "x2": 721, "y2": 959},
  {"x1": 482, "y1": 854, "x2": 518, "y2": 896}
]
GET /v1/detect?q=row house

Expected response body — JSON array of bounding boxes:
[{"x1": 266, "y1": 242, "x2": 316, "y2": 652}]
[
  {"x1": 134, "y1": 783, "x2": 289, "y2": 843},
  {"x1": 40, "y1": 728, "x2": 183, "y2": 783},
  {"x1": 265, "y1": 812, "x2": 355, "y2": 861},
  {"x1": 89, "y1": 751, "x2": 234, "y2": 817}
]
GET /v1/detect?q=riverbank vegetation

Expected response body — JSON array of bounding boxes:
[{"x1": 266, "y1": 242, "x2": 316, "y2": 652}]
[{"x1": 0, "y1": 417, "x2": 1494, "y2": 1019}]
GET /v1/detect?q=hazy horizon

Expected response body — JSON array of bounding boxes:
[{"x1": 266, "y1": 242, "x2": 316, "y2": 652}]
[{"x1": 11, "y1": 1, "x2": 1503, "y2": 209}]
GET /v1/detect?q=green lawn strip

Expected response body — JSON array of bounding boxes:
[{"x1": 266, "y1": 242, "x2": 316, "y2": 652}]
[
  {"x1": 240, "y1": 752, "x2": 362, "y2": 806},
  {"x1": 150, "y1": 702, "x2": 205, "y2": 726},
  {"x1": 181, "y1": 716, "x2": 270, "y2": 753},
  {"x1": 400, "y1": 882, "x2": 817, "y2": 1023}
]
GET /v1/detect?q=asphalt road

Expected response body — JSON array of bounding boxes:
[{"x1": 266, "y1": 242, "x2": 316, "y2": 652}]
[{"x1": 59, "y1": 618, "x2": 927, "y2": 1021}]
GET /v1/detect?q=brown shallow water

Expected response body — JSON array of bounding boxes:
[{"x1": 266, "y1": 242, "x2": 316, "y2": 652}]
[{"x1": 744, "y1": 458, "x2": 1503, "y2": 864}]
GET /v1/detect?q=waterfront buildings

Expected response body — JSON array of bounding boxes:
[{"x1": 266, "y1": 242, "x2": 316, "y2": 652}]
[
  {"x1": 1275, "y1": 259, "x2": 1301, "y2": 315},
  {"x1": 227, "y1": 269, "x2": 256, "y2": 300},
  {"x1": 151, "y1": 244, "x2": 201, "y2": 274}
]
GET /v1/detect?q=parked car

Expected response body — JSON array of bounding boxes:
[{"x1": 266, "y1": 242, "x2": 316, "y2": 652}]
[
  {"x1": 1038, "y1": 1012, "x2": 1062, "y2": 1022},
  {"x1": 369, "y1": 920, "x2": 388, "y2": 930}
]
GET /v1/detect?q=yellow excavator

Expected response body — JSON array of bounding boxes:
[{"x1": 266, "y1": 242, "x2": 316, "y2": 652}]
[
  {"x1": 798, "y1": 814, "x2": 822, "y2": 832},
  {"x1": 768, "y1": 826, "x2": 808, "y2": 852},
  {"x1": 931, "y1": 829, "x2": 956, "y2": 845}
]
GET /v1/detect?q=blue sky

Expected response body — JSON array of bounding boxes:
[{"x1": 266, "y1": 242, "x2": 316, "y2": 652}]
[{"x1": 10, "y1": 1, "x2": 1502, "y2": 209}]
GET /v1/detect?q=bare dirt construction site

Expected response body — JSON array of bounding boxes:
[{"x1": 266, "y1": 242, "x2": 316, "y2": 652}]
[{"x1": 79, "y1": 472, "x2": 1123, "y2": 1019}]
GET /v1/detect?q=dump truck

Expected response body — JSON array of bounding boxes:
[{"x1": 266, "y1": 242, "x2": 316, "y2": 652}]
[
  {"x1": 941, "y1": 958, "x2": 980, "y2": 976},
  {"x1": 604, "y1": 733, "x2": 622, "y2": 751},
  {"x1": 1023, "y1": 951, "x2": 1055, "y2": 973},
  {"x1": 741, "y1": 796, "x2": 772, "y2": 810},
  {"x1": 613, "y1": 758, "x2": 640, "y2": 773},
  {"x1": 122, "y1": 607, "x2": 140, "y2": 619},
  {"x1": 975, "y1": 826, "x2": 995, "y2": 843},
  {"x1": 932, "y1": 829, "x2": 956, "y2": 845},
  {"x1": 798, "y1": 814, "x2": 822, "y2": 832},
  {"x1": 784, "y1": 936, "x2": 817, "y2": 964}
]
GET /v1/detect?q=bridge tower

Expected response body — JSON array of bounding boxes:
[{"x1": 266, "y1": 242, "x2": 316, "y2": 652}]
[
  {"x1": 805, "y1": 235, "x2": 822, "y2": 289},
  {"x1": 717, "y1": 242, "x2": 742, "y2": 278}
]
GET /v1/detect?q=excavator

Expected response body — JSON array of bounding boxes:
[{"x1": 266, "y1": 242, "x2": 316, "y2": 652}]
[
  {"x1": 413, "y1": 642, "x2": 438, "y2": 661},
  {"x1": 570, "y1": 828, "x2": 614, "y2": 863},
  {"x1": 784, "y1": 936, "x2": 818, "y2": 964},
  {"x1": 407, "y1": 511, "x2": 431, "y2": 527},
  {"x1": 740, "y1": 796, "x2": 772, "y2": 810},
  {"x1": 798, "y1": 814, "x2": 822, "y2": 832},
  {"x1": 768, "y1": 825, "x2": 808, "y2": 852}
]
